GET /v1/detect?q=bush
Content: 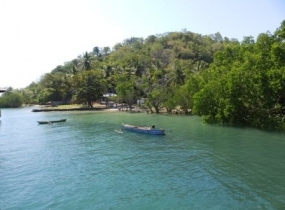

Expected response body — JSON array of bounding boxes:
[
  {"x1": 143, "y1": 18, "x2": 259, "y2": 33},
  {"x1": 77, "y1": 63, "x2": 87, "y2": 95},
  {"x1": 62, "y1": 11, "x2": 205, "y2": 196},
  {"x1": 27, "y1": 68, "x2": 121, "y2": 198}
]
[{"x1": 0, "y1": 92, "x2": 23, "y2": 108}]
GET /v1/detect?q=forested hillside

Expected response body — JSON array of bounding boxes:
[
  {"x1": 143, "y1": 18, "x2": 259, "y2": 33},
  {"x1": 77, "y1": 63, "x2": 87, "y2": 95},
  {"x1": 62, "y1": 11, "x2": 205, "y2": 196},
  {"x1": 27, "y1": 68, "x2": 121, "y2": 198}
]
[{"x1": 8, "y1": 20, "x2": 285, "y2": 130}]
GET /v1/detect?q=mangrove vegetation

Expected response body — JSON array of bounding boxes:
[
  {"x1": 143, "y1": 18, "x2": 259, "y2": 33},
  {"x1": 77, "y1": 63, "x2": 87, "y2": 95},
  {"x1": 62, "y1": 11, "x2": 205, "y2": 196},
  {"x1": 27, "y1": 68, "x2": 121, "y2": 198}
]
[{"x1": 2, "y1": 20, "x2": 285, "y2": 130}]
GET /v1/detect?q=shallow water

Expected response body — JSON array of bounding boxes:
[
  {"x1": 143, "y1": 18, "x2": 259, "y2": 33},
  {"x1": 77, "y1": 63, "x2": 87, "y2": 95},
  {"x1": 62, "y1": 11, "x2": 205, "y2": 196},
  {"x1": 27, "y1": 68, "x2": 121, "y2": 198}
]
[{"x1": 1, "y1": 107, "x2": 285, "y2": 209}]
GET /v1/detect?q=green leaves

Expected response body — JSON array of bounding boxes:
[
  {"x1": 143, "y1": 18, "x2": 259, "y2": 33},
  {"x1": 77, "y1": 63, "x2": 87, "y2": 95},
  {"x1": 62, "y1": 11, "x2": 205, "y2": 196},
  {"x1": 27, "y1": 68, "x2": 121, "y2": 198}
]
[
  {"x1": 191, "y1": 21, "x2": 285, "y2": 129},
  {"x1": 17, "y1": 20, "x2": 285, "y2": 130},
  {"x1": 72, "y1": 70, "x2": 106, "y2": 107},
  {"x1": 0, "y1": 92, "x2": 23, "y2": 108}
]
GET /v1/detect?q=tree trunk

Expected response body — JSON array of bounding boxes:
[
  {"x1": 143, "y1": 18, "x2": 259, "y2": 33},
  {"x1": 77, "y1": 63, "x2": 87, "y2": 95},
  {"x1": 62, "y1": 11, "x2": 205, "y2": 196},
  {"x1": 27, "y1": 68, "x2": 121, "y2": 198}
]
[
  {"x1": 128, "y1": 103, "x2": 132, "y2": 110},
  {"x1": 154, "y1": 105, "x2": 159, "y2": 113},
  {"x1": 147, "y1": 104, "x2": 154, "y2": 113},
  {"x1": 88, "y1": 101, "x2": 93, "y2": 108}
]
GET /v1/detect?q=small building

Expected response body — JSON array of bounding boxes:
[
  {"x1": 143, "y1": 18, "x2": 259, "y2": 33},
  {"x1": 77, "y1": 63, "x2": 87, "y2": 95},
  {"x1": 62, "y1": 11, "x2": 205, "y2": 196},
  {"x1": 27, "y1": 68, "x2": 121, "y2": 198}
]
[
  {"x1": 103, "y1": 93, "x2": 117, "y2": 98},
  {"x1": 0, "y1": 88, "x2": 7, "y2": 93},
  {"x1": 106, "y1": 101, "x2": 115, "y2": 108},
  {"x1": 101, "y1": 93, "x2": 117, "y2": 107},
  {"x1": 137, "y1": 98, "x2": 146, "y2": 106}
]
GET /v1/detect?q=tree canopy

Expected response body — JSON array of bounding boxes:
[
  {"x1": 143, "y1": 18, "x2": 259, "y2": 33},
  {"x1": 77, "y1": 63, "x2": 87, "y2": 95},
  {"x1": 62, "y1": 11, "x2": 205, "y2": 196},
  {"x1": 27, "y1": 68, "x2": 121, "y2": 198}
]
[{"x1": 6, "y1": 20, "x2": 285, "y2": 130}]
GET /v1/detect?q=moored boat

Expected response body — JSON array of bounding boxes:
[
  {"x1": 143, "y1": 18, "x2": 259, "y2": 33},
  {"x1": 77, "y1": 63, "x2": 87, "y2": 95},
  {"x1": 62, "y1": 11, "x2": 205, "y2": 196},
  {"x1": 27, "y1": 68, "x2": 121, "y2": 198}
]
[
  {"x1": 37, "y1": 119, "x2": 67, "y2": 124},
  {"x1": 122, "y1": 123, "x2": 165, "y2": 135}
]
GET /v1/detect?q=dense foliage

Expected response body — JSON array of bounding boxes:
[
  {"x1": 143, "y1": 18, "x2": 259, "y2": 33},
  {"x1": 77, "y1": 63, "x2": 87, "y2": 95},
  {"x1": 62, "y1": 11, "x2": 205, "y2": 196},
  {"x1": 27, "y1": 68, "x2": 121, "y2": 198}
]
[
  {"x1": 3, "y1": 20, "x2": 284, "y2": 130},
  {"x1": 192, "y1": 22, "x2": 285, "y2": 130},
  {"x1": 0, "y1": 90, "x2": 23, "y2": 108}
]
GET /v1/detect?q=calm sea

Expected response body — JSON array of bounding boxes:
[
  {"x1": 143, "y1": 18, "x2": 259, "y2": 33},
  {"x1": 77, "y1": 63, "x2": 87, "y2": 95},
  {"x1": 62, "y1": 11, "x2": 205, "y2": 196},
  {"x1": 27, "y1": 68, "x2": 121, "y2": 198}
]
[{"x1": 1, "y1": 106, "x2": 285, "y2": 210}]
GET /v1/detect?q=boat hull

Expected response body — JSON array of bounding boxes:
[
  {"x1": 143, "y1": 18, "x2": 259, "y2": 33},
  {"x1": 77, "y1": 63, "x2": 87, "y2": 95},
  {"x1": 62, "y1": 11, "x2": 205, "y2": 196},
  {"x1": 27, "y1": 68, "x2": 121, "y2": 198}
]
[
  {"x1": 37, "y1": 119, "x2": 67, "y2": 124},
  {"x1": 122, "y1": 123, "x2": 165, "y2": 135}
]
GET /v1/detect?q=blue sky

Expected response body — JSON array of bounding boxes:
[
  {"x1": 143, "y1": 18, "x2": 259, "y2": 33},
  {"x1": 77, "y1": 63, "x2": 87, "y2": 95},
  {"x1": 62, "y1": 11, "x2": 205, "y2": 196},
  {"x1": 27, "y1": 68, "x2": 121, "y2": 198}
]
[{"x1": 0, "y1": 0, "x2": 284, "y2": 89}]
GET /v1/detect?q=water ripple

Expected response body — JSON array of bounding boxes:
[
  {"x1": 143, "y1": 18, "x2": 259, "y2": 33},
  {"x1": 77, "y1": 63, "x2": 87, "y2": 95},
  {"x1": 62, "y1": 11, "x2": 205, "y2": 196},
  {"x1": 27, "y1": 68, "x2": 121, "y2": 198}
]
[{"x1": 1, "y1": 108, "x2": 285, "y2": 209}]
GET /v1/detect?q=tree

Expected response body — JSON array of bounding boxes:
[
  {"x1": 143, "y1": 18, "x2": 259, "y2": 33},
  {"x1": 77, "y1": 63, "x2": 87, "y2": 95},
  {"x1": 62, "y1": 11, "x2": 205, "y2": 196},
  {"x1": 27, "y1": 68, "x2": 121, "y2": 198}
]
[
  {"x1": 39, "y1": 72, "x2": 68, "y2": 102},
  {"x1": 191, "y1": 21, "x2": 285, "y2": 129},
  {"x1": 72, "y1": 70, "x2": 106, "y2": 107},
  {"x1": 102, "y1": 46, "x2": 111, "y2": 55},
  {"x1": 0, "y1": 92, "x2": 23, "y2": 108},
  {"x1": 165, "y1": 60, "x2": 186, "y2": 86},
  {"x1": 81, "y1": 52, "x2": 92, "y2": 70},
  {"x1": 115, "y1": 74, "x2": 138, "y2": 110},
  {"x1": 93, "y1": 46, "x2": 101, "y2": 56},
  {"x1": 139, "y1": 67, "x2": 168, "y2": 113},
  {"x1": 274, "y1": 20, "x2": 285, "y2": 41}
]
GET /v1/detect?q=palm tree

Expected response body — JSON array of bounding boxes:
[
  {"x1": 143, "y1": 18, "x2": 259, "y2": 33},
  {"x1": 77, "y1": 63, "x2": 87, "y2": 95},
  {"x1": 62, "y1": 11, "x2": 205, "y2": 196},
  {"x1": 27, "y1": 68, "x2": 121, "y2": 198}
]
[
  {"x1": 93, "y1": 46, "x2": 101, "y2": 56},
  {"x1": 82, "y1": 52, "x2": 92, "y2": 70},
  {"x1": 166, "y1": 62, "x2": 185, "y2": 86}
]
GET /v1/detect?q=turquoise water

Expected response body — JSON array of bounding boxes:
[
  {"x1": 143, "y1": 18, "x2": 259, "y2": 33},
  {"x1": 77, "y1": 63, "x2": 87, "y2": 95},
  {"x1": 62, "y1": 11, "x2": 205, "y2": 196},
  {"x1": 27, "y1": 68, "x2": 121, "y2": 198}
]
[{"x1": 1, "y1": 107, "x2": 285, "y2": 210}]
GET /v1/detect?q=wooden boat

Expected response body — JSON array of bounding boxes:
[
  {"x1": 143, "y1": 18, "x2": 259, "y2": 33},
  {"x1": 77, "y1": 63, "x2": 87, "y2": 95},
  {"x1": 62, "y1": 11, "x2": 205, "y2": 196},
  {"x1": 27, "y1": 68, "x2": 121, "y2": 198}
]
[
  {"x1": 122, "y1": 123, "x2": 165, "y2": 135},
  {"x1": 37, "y1": 119, "x2": 67, "y2": 124}
]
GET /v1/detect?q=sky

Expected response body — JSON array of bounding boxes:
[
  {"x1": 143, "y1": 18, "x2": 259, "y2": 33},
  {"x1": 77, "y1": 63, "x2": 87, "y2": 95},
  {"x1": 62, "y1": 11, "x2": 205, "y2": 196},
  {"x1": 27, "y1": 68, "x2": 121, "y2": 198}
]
[{"x1": 0, "y1": 0, "x2": 284, "y2": 89}]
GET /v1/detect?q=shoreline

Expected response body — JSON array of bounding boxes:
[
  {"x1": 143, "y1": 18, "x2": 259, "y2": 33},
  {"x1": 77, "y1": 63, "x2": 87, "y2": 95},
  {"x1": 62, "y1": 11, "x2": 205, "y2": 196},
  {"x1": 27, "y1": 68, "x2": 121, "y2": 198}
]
[
  {"x1": 31, "y1": 107, "x2": 144, "y2": 112},
  {"x1": 31, "y1": 103, "x2": 118, "y2": 112},
  {"x1": 32, "y1": 107, "x2": 109, "y2": 112},
  {"x1": 30, "y1": 103, "x2": 149, "y2": 113}
]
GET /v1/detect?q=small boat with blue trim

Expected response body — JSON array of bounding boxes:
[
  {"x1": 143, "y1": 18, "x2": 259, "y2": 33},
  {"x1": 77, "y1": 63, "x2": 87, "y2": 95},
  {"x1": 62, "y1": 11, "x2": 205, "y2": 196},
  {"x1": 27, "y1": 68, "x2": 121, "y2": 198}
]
[{"x1": 122, "y1": 123, "x2": 165, "y2": 135}]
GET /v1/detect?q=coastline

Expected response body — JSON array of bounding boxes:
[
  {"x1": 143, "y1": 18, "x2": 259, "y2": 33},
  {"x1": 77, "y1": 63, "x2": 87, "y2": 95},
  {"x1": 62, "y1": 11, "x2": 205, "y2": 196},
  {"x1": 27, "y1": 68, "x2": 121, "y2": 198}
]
[
  {"x1": 32, "y1": 107, "x2": 108, "y2": 112},
  {"x1": 30, "y1": 105, "x2": 180, "y2": 114},
  {"x1": 30, "y1": 104, "x2": 142, "y2": 113}
]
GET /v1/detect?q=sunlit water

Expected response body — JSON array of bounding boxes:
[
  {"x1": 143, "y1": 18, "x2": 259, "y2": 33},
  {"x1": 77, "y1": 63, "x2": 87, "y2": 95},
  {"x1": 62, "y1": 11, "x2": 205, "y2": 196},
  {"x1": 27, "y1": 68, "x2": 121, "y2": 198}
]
[{"x1": 1, "y1": 106, "x2": 285, "y2": 210}]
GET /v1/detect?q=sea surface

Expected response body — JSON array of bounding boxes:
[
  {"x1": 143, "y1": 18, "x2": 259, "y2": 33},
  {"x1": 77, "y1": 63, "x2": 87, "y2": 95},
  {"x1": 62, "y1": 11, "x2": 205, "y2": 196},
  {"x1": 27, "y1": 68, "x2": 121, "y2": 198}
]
[{"x1": 1, "y1": 106, "x2": 285, "y2": 210}]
